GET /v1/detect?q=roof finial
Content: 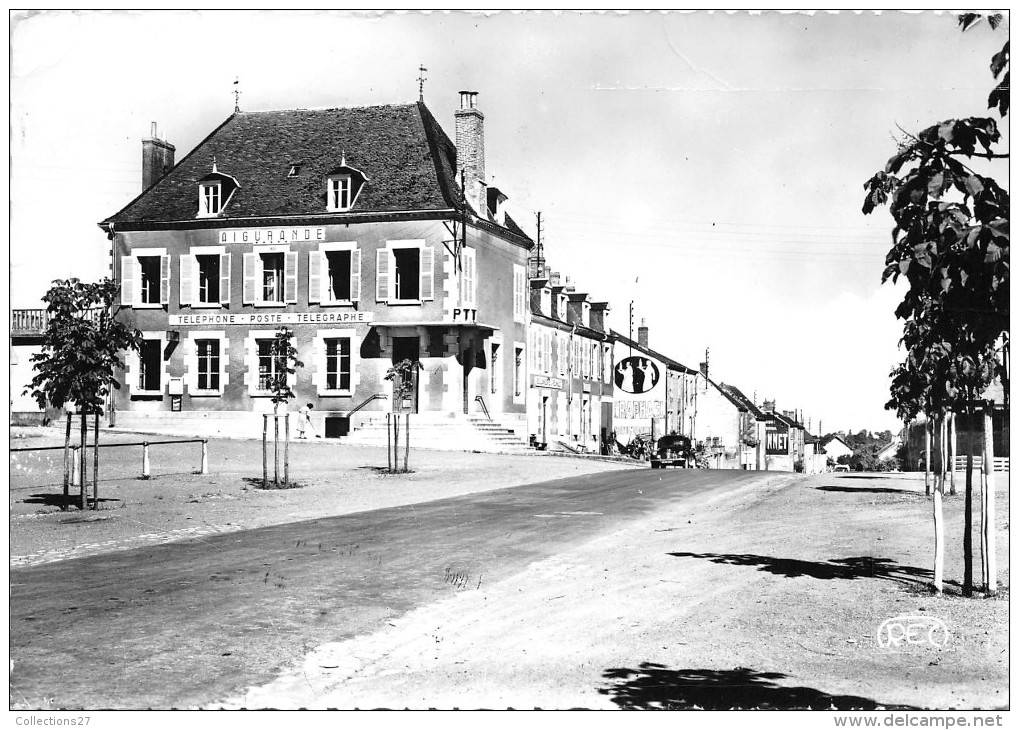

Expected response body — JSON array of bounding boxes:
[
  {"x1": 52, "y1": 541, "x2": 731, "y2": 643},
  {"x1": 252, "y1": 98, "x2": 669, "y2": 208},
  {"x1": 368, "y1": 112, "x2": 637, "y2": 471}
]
[
  {"x1": 212, "y1": 155, "x2": 218, "y2": 174},
  {"x1": 341, "y1": 149, "x2": 346, "y2": 167},
  {"x1": 417, "y1": 64, "x2": 428, "y2": 103},
  {"x1": 233, "y1": 76, "x2": 241, "y2": 113}
]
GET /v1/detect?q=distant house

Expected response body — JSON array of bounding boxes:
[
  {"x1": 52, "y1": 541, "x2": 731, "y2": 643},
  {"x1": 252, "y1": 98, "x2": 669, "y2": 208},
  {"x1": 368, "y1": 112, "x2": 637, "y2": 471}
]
[
  {"x1": 876, "y1": 438, "x2": 901, "y2": 462},
  {"x1": 822, "y1": 435, "x2": 854, "y2": 461}
]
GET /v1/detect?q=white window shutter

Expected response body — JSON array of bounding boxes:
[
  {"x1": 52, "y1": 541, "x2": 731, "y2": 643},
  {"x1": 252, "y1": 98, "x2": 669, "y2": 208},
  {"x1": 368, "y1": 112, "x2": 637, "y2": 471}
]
[
  {"x1": 285, "y1": 251, "x2": 299, "y2": 304},
  {"x1": 350, "y1": 248, "x2": 361, "y2": 302},
  {"x1": 219, "y1": 253, "x2": 231, "y2": 304},
  {"x1": 159, "y1": 255, "x2": 170, "y2": 305},
  {"x1": 120, "y1": 256, "x2": 136, "y2": 306},
  {"x1": 179, "y1": 255, "x2": 195, "y2": 307},
  {"x1": 308, "y1": 250, "x2": 322, "y2": 304},
  {"x1": 375, "y1": 249, "x2": 390, "y2": 302},
  {"x1": 465, "y1": 249, "x2": 475, "y2": 307},
  {"x1": 420, "y1": 245, "x2": 434, "y2": 301},
  {"x1": 243, "y1": 253, "x2": 257, "y2": 304}
]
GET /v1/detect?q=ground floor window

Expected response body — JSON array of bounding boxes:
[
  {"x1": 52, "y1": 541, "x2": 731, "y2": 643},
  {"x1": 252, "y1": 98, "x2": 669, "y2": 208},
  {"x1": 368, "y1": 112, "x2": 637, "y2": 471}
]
[
  {"x1": 325, "y1": 337, "x2": 351, "y2": 391},
  {"x1": 196, "y1": 339, "x2": 221, "y2": 391},
  {"x1": 257, "y1": 339, "x2": 286, "y2": 391},
  {"x1": 138, "y1": 338, "x2": 162, "y2": 391}
]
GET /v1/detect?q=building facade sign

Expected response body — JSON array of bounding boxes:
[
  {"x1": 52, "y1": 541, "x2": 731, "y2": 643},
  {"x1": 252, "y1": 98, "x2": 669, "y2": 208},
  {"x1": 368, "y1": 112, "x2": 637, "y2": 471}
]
[
  {"x1": 614, "y1": 356, "x2": 660, "y2": 394},
  {"x1": 449, "y1": 307, "x2": 479, "y2": 323},
  {"x1": 169, "y1": 311, "x2": 374, "y2": 326},
  {"x1": 613, "y1": 399, "x2": 664, "y2": 420},
  {"x1": 531, "y1": 375, "x2": 564, "y2": 390},
  {"x1": 217, "y1": 226, "x2": 327, "y2": 245},
  {"x1": 766, "y1": 423, "x2": 790, "y2": 455}
]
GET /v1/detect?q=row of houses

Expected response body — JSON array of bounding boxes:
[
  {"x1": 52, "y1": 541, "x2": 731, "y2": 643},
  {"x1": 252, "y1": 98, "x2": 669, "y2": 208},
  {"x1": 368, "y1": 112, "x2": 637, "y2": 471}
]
[{"x1": 14, "y1": 90, "x2": 830, "y2": 470}]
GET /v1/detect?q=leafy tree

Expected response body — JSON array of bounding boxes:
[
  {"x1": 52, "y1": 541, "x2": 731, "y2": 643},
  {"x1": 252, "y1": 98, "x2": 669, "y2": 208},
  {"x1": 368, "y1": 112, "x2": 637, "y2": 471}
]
[
  {"x1": 862, "y1": 14, "x2": 1008, "y2": 594},
  {"x1": 262, "y1": 327, "x2": 303, "y2": 488},
  {"x1": 27, "y1": 278, "x2": 141, "y2": 510},
  {"x1": 384, "y1": 358, "x2": 422, "y2": 473}
]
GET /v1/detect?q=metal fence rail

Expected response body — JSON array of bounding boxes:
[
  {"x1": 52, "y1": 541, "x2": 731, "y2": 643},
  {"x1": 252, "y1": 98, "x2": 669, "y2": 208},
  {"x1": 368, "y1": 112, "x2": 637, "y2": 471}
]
[{"x1": 11, "y1": 439, "x2": 209, "y2": 481}]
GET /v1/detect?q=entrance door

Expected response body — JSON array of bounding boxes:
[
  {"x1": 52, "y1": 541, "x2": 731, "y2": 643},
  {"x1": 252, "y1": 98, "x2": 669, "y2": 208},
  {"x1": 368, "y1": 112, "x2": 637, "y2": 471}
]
[
  {"x1": 392, "y1": 337, "x2": 420, "y2": 412},
  {"x1": 540, "y1": 396, "x2": 549, "y2": 443}
]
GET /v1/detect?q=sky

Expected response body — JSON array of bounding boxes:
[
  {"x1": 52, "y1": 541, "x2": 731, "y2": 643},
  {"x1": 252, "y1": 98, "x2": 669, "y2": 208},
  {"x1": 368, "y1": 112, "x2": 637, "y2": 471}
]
[{"x1": 9, "y1": 10, "x2": 1009, "y2": 434}]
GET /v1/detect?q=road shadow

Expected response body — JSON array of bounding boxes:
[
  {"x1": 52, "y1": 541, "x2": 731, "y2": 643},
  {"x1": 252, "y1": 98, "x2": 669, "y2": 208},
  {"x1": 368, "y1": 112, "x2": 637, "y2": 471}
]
[
  {"x1": 816, "y1": 485, "x2": 917, "y2": 495},
  {"x1": 598, "y1": 663, "x2": 917, "y2": 709},
  {"x1": 669, "y1": 552, "x2": 932, "y2": 585}
]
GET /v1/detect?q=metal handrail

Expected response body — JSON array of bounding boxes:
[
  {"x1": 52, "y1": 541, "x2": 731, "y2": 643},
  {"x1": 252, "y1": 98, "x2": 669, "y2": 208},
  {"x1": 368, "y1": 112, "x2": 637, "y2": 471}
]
[
  {"x1": 474, "y1": 395, "x2": 490, "y2": 420},
  {"x1": 345, "y1": 393, "x2": 387, "y2": 417},
  {"x1": 11, "y1": 438, "x2": 207, "y2": 453}
]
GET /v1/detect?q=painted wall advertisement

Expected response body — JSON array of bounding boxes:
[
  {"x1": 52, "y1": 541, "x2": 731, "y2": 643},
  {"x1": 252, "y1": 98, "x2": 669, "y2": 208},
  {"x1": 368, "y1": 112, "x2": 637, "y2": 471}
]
[
  {"x1": 765, "y1": 422, "x2": 790, "y2": 455},
  {"x1": 612, "y1": 355, "x2": 664, "y2": 442}
]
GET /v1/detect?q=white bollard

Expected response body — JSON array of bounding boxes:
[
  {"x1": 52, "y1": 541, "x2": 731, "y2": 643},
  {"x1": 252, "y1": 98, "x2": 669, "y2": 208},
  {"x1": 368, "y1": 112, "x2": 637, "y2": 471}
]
[
  {"x1": 142, "y1": 442, "x2": 150, "y2": 479},
  {"x1": 201, "y1": 440, "x2": 209, "y2": 475},
  {"x1": 70, "y1": 447, "x2": 80, "y2": 487}
]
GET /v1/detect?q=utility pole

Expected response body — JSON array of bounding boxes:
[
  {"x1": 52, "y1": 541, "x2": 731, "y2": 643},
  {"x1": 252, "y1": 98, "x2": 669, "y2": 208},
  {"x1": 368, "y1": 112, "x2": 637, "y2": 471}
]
[
  {"x1": 534, "y1": 212, "x2": 543, "y2": 278},
  {"x1": 629, "y1": 301, "x2": 634, "y2": 357}
]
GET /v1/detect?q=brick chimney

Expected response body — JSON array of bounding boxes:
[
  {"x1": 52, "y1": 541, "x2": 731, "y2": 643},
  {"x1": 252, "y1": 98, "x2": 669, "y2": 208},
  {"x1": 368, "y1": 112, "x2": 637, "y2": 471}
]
[
  {"x1": 762, "y1": 400, "x2": 776, "y2": 413},
  {"x1": 455, "y1": 91, "x2": 486, "y2": 213},
  {"x1": 638, "y1": 319, "x2": 649, "y2": 349},
  {"x1": 142, "y1": 122, "x2": 175, "y2": 191},
  {"x1": 699, "y1": 361, "x2": 708, "y2": 378}
]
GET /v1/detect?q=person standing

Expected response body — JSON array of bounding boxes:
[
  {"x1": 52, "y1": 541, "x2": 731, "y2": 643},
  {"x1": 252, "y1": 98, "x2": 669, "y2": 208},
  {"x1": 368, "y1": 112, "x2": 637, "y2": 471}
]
[{"x1": 297, "y1": 403, "x2": 319, "y2": 438}]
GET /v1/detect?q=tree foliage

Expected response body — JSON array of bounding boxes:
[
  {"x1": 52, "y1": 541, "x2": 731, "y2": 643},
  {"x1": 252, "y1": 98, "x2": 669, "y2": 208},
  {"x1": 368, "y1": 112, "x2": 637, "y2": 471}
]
[
  {"x1": 863, "y1": 16, "x2": 1009, "y2": 421},
  {"x1": 385, "y1": 358, "x2": 423, "y2": 403},
  {"x1": 267, "y1": 327, "x2": 304, "y2": 412},
  {"x1": 28, "y1": 278, "x2": 141, "y2": 415}
]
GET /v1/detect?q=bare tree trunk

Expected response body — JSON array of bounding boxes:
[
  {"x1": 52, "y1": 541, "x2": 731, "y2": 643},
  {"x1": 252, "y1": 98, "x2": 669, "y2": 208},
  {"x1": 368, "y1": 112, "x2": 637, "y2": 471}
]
[
  {"x1": 274, "y1": 413, "x2": 280, "y2": 487},
  {"x1": 963, "y1": 450, "x2": 974, "y2": 597},
  {"x1": 79, "y1": 411, "x2": 88, "y2": 511},
  {"x1": 393, "y1": 416, "x2": 400, "y2": 474},
  {"x1": 932, "y1": 414, "x2": 944, "y2": 593},
  {"x1": 404, "y1": 413, "x2": 410, "y2": 472},
  {"x1": 948, "y1": 411, "x2": 957, "y2": 496},
  {"x1": 983, "y1": 403, "x2": 997, "y2": 596},
  {"x1": 62, "y1": 412, "x2": 72, "y2": 511},
  {"x1": 386, "y1": 413, "x2": 392, "y2": 473},
  {"x1": 262, "y1": 414, "x2": 268, "y2": 489},
  {"x1": 284, "y1": 413, "x2": 290, "y2": 487},
  {"x1": 924, "y1": 419, "x2": 931, "y2": 496},
  {"x1": 92, "y1": 412, "x2": 100, "y2": 509}
]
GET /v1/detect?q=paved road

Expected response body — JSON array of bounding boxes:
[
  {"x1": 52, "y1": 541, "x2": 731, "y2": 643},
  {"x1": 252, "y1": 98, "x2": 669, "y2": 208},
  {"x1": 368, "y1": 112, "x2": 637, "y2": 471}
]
[{"x1": 10, "y1": 468, "x2": 775, "y2": 709}]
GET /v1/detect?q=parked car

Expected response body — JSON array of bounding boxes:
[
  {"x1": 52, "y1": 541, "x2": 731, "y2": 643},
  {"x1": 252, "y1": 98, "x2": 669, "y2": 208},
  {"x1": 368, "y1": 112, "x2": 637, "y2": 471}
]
[{"x1": 651, "y1": 433, "x2": 694, "y2": 469}]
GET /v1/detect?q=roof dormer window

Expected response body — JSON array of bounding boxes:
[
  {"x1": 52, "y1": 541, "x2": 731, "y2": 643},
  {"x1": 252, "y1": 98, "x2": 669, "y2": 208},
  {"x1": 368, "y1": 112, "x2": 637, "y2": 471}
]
[
  {"x1": 325, "y1": 157, "x2": 368, "y2": 213},
  {"x1": 328, "y1": 175, "x2": 353, "y2": 211},
  {"x1": 196, "y1": 163, "x2": 239, "y2": 219},
  {"x1": 288, "y1": 164, "x2": 302, "y2": 177},
  {"x1": 199, "y1": 182, "x2": 222, "y2": 217}
]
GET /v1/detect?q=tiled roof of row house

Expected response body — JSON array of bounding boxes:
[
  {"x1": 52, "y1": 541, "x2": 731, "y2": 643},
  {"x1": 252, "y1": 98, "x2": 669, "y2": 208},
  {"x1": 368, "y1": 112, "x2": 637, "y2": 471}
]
[
  {"x1": 717, "y1": 383, "x2": 768, "y2": 419},
  {"x1": 769, "y1": 411, "x2": 805, "y2": 430},
  {"x1": 609, "y1": 330, "x2": 698, "y2": 374},
  {"x1": 101, "y1": 102, "x2": 532, "y2": 244},
  {"x1": 531, "y1": 309, "x2": 609, "y2": 340}
]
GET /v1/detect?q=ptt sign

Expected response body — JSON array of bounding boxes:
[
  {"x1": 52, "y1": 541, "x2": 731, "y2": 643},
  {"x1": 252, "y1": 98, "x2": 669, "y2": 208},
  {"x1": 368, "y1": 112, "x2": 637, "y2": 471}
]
[{"x1": 450, "y1": 308, "x2": 478, "y2": 323}]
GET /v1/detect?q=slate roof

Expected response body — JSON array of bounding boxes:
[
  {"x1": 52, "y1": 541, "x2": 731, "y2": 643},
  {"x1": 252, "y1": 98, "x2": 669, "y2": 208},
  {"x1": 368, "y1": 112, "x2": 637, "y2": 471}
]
[
  {"x1": 609, "y1": 330, "x2": 698, "y2": 374},
  {"x1": 718, "y1": 383, "x2": 768, "y2": 419},
  {"x1": 531, "y1": 309, "x2": 608, "y2": 340},
  {"x1": 101, "y1": 101, "x2": 533, "y2": 246}
]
